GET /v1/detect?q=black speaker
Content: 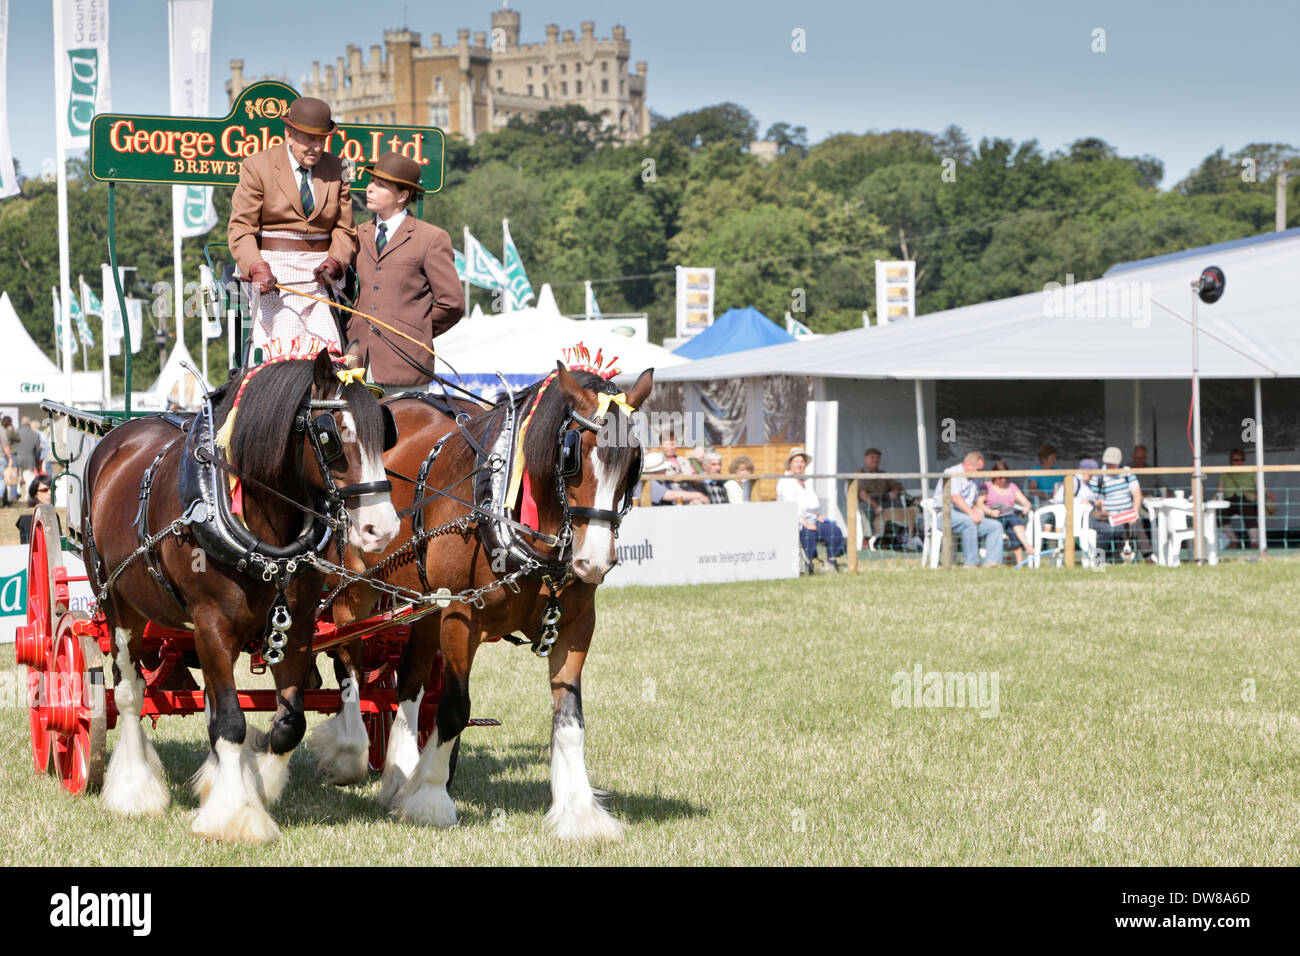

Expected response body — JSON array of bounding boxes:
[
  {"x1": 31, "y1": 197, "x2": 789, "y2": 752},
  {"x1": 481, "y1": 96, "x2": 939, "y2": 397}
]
[{"x1": 1197, "y1": 265, "x2": 1226, "y2": 304}]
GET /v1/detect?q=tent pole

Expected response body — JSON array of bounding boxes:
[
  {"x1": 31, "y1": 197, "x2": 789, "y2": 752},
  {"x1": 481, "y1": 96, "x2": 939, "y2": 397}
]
[
  {"x1": 1191, "y1": 289, "x2": 1203, "y2": 563},
  {"x1": 914, "y1": 379, "x2": 929, "y2": 505},
  {"x1": 1132, "y1": 380, "x2": 1141, "y2": 447},
  {"x1": 1254, "y1": 377, "x2": 1266, "y2": 556}
]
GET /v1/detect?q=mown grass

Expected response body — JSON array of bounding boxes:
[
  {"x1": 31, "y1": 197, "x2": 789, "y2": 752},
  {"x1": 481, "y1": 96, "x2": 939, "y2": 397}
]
[{"x1": 2, "y1": 560, "x2": 1299, "y2": 865}]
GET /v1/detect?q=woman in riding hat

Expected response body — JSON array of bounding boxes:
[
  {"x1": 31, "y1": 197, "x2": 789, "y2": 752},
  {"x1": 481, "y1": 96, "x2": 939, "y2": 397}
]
[
  {"x1": 228, "y1": 96, "x2": 358, "y2": 361},
  {"x1": 348, "y1": 150, "x2": 464, "y2": 394}
]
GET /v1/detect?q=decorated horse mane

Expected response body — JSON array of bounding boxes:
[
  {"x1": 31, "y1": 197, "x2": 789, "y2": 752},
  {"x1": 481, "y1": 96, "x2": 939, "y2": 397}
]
[{"x1": 212, "y1": 355, "x2": 382, "y2": 490}]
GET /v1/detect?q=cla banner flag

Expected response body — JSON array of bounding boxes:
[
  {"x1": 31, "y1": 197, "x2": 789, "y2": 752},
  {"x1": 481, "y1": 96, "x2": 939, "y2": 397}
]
[
  {"x1": 0, "y1": 0, "x2": 20, "y2": 199},
  {"x1": 502, "y1": 219, "x2": 535, "y2": 311},
  {"x1": 169, "y1": 0, "x2": 216, "y2": 237},
  {"x1": 584, "y1": 280, "x2": 602, "y2": 319},
  {"x1": 462, "y1": 229, "x2": 507, "y2": 291},
  {"x1": 52, "y1": 287, "x2": 77, "y2": 355},
  {"x1": 56, "y1": 0, "x2": 112, "y2": 148}
]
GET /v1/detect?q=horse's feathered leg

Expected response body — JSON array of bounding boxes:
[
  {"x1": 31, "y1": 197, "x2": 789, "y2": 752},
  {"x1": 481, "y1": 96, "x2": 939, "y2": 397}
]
[
  {"x1": 545, "y1": 602, "x2": 625, "y2": 841},
  {"x1": 101, "y1": 604, "x2": 170, "y2": 817},
  {"x1": 378, "y1": 611, "x2": 440, "y2": 807},
  {"x1": 310, "y1": 640, "x2": 370, "y2": 786},
  {"x1": 190, "y1": 613, "x2": 279, "y2": 844},
  {"x1": 392, "y1": 608, "x2": 477, "y2": 827}
]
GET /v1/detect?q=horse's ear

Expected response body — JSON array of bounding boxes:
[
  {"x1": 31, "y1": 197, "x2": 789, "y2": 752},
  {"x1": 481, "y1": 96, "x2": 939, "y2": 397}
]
[
  {"x1": 626, "y1": 368, "x2": 654, "y2": 410},
  {"x1": 312, "y1": 348, "x2": 335, "y2": 394},
  {"x1": 342, "y1": 339, "x2": 365, "y2": 369},
  {"x1": 554, "y1": 361, "x2": 590, "y2": 408}
]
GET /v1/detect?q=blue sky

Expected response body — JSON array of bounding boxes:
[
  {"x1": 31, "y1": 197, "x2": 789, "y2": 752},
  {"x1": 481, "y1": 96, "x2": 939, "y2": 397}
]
[{"x1": 7, "y1": 0, "x2": 1298, "y2": 186}]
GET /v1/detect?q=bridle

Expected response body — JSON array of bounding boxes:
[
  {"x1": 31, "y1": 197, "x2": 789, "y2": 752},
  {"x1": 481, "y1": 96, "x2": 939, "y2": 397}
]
[
  {"x1": 552, "y1": 400, "x2": 642, "y2": 536},
  {"x1": 294, "y1": 385, "x2": 399, "y2": 527}
]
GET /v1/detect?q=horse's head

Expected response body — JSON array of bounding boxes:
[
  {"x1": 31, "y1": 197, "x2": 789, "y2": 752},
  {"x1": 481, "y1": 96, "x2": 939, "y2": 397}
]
[
  {"x1": 548, "y1": 362, "x2": 654, "y2": 584},
  {"x1": 301, "y1": 344, "x2": 401, "y2": 553}
]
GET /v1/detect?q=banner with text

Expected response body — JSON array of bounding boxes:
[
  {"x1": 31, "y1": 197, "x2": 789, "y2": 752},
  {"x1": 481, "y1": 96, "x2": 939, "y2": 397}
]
[
  {"x1": 0, "y1": 546, "x2": 95, "y2": 644},
  {"x1": 169, "y1": 0, "x2": 217, "y2": 236},
  {"x1": 603, "y1": 501, "x2": 800, "y2": 588},
  {"x1": 91, "y1": 80, "x2": 445, "y2": 193},
  {"x1": 675, "y1": 266, "x2": 715, "y2": 338},
  {"x1": 0, "y1": 0, "x2": 19, "y2": 199},
  {"x1": 57, "y1": 0, "x2": 111, "y2": 148},
  {"x1": 874, "y1": 260, "x2": 915, "y2": 324}
]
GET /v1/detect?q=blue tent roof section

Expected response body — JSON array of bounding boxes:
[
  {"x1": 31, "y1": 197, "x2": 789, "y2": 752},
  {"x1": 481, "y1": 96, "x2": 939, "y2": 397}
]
[
  {"x1": 672, "y1": 306, "x2": 795, "y2": 358},
  {"x1": 1104, "y1": 226, "x2": 1300, "y2": 276}
]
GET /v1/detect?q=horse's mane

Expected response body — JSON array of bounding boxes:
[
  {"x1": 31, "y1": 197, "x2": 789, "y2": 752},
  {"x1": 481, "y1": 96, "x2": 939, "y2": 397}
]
[{"x1": 215, "y1": 360, "x2": 382, "y2": 489}]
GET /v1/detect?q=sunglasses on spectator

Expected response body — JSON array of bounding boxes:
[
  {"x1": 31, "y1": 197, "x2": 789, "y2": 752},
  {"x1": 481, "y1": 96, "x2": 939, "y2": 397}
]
[{"x1": 37, "y1": 487, "x2": 51, "y2": 494}]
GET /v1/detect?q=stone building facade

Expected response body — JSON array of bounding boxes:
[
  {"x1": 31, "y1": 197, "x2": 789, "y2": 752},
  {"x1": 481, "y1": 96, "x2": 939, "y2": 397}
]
[{"x1": 226, "y1": 9, "x2": 648, "y2": 144}]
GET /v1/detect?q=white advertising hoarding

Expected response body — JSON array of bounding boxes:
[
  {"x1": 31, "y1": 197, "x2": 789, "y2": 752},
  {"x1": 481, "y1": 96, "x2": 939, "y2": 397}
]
[
  {"x1": 603, "y1": 501, "x2": 800, "y2": 588},
  {"x1": 0, "y1": 546, "x2": 95, "y2": 644}
]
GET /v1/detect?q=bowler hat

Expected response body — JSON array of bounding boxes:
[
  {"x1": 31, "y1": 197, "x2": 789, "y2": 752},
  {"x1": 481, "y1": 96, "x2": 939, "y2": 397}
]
[
  {"x1": 283, "y1": 97, "x2": 338, "y2": 137},
  {"x1": 365, "y1": 151, "x2": 425, "y2": 195}
]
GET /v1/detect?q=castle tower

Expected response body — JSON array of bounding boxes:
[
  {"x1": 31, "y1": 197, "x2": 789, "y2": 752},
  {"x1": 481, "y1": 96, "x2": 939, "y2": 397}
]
[{"x1": 491, "y1": 7, "x2": 520, "y2": 49}]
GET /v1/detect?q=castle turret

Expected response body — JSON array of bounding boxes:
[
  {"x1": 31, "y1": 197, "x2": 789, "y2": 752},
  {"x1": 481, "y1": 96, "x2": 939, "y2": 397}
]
[{"x1": 492, "y1": 8, "x2": 520, "y2": 49}]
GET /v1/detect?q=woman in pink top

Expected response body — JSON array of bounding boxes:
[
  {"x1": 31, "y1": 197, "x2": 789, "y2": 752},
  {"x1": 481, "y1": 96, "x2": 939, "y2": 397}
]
[{"x1": 977, "y1": 460, "x2": 1035, "y2": 565}]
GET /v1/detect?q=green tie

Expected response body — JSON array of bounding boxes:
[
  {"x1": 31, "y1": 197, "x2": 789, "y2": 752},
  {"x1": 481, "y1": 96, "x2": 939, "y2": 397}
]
[
  {"x1": 376, "y1": 221, "x2": 387, "y2": 254},
  {"x1": 298, "y1": 166, "x2": 314, "y2": 216}
]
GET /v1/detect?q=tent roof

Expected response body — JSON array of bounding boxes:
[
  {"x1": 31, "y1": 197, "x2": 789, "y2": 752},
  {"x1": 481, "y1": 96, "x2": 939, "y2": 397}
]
[
  {"x1": 147, "y1": 339, "x2": 212, "y2": 409},
  {"x1": 434, "y1": 284, "x2": 687, "y2": 385},
  {"x1": 654, "y1": 231, "x2": 1300, "y2": 383},
  {"x1": 672, "y1": 306, "x2": 795, "y2": 359}
]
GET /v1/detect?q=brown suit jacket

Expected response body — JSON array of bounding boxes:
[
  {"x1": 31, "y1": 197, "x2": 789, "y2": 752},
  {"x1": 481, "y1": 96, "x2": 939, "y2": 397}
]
[
  {"x1": 350, "y1": 215, "x2": 465, "y2": 386},
  {"x1": 228, "y1": 144, "x2": 357, "y2": 275}
]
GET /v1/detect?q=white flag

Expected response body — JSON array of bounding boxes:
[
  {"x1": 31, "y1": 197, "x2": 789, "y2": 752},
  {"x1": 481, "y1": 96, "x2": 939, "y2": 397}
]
[
  {"x1": 169, "y1": 0, "x2": 216, "y2": 237},
  {"x1": 0, "y1": 1, "x2": 20, "y2": 199},
  {"x1": 53, "y1": 287, "x2": 77, "y2": 355},
  {"x1": 584, "y1": 280, "x2": 602, "y2": 319},
  {"x1": 56, "y1": 0, "x2": 112, "y2": 149},
  {"x1": 198, "y1": 264, "x2": 222, "y2": 338},
  {"x1": 102, "y1": 263, "x2": 140, "y2": 354},
  {"x1": 462, "y1": 230, "x2": 508, "y2": 291}
]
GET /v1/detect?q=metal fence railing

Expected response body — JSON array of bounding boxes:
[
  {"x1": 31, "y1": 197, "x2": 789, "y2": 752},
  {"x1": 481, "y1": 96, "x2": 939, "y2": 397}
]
[{"x1": 639, "y1": 466, "x2": 1300, "y2": 571}]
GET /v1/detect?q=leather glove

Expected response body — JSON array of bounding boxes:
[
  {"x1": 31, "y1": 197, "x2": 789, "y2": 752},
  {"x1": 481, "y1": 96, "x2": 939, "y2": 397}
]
[
  {"x1": 313, "y1": 256, "x2": 343, "y2": 284},
  {"x1": 248, "y1": 260, "x2": 277, "y2": 295}
]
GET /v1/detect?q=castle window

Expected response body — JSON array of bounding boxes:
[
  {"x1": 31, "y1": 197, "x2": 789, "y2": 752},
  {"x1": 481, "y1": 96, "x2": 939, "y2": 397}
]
[
  {"x1": 601, "y1": 60, "x2": 608, "y2": 72},
  {"x1": 527, "y1": 84, "x2": 533, "y2": 95},
  {"x1": 560, "y1": 64, "x2": 566, "y2": 74},
  {"x1": 601, "y1": 78, "x2": 608, "y2": 94},
  {"x1": 620, "y1": 80, "x2": 625, "y2": 95},
  {"x1": 435, "y1": 76, "x2": 443, "y2": 94},
  {"x1": 527, "y1": 66, "x2": 532, "y2": 78},
  {"x1": 543, "y1": 84, "x2": 548, "y2": 98},
  {"x1": 561, "y1": 82, "x2": 567, "y2": 95},
  {"x1": 496, "y1": 69, "x2": 502, "y2": 81},
  {"x1": 390, "y1": 112, "x2": 395, "y2": 123},
  {"x1": 543, "y1": 65, "x2": 549, "y2": 75},
  {"x1": 575, "y1": 62, "x2": 581, "y2": 73},
  {"x1": 429, "y1": 103, "x2": 449, "y2": 128},
  {"x1": 575, "y1": 81, "x2": 581, "y2": 94}
]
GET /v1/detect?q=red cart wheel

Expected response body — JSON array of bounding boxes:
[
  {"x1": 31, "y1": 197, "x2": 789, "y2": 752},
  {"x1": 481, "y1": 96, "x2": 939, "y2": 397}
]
[
  {"x1": 47, "y1": 612, "x2": 107, "y2": 795},
  {"x1": 22, "y1": 504, "x2": 66, "y2": 776}
]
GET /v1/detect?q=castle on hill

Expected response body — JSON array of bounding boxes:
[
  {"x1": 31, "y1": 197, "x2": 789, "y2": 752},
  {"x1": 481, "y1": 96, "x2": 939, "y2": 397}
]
[{"x1": 226, "y1": 8, "x2": 649, "y2": 144}]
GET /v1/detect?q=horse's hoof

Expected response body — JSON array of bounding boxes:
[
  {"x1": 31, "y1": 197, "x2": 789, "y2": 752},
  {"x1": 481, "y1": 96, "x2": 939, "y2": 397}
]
[{"x1": 395, "y1": 785, "x2": 457, "y2": 828}]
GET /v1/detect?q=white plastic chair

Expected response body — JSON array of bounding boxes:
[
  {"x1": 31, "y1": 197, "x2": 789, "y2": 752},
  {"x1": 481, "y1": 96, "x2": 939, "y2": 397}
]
[
  {"x1": 921, "y1": 505, "x2": 942, "y2": 569},
  {"x1": 1031, "y1": 505, "x2": 1065, "y2": 567}
]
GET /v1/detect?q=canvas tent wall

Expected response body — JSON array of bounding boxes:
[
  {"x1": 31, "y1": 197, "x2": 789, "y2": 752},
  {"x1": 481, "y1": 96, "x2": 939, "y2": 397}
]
[
  {"x1": 647, "y1": 230, "x2": 1300, "y2": 529},
  {"x1": 0, "y1": 291, "x2": 104, "y2": 412}
]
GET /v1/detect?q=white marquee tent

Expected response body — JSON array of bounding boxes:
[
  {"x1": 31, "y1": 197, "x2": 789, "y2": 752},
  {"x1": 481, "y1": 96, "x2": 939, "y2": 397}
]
[
  {"x1": 0, "y1": 291, "x2": 104, "y2": 411},
  {"x1": 433, "y1": 283, "x2": 687, "y2": 397}
]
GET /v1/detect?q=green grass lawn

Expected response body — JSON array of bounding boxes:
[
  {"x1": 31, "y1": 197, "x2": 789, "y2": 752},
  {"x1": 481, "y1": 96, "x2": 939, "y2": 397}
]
[{"x1": 2, "y1": 560, "x2": 1299, "y2": 865}]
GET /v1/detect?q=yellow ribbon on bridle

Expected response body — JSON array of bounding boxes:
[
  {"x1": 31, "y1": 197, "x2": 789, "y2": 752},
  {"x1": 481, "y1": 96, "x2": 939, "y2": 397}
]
[{"x1": 504, "y1": 387, "x2": 638, "y2": 511}]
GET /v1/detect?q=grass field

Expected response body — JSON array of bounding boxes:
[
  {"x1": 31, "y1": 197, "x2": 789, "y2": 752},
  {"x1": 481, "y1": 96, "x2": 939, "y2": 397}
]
[{"x1": 2, "y1": 560, "x2": 1299, "y2": 866}]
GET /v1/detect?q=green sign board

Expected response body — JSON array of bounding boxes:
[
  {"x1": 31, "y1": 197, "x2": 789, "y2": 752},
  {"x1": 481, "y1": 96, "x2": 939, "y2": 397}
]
[{"x1": 89, "y1": 81, "x2": 445, "y2": 194}]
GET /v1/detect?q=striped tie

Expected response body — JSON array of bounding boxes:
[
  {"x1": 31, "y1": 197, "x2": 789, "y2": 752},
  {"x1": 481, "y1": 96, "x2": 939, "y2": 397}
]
[
  {"x1": 298, "y1": 166, "x2": 314, "y2": 216},
  {"x1": 376, "y1": 221, "x2": 387, "y2": 254}
]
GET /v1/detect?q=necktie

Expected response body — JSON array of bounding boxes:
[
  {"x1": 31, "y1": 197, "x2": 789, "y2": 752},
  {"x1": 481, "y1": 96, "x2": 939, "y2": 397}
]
[
  {"x1": 376, "y1": 221, "x2": 388, "y2": 254},
  {"x1": 298, "y1": 166, "x2": 314, "y2": 216}
]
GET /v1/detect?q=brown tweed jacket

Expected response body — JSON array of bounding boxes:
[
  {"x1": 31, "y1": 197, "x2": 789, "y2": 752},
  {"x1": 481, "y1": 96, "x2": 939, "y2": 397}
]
[
  {"x1": 349, "y1": 215, "x2": 465, "y2": 386},
  {"x1": 227, "y1": 144, "x2": 358, "y2": 275}
]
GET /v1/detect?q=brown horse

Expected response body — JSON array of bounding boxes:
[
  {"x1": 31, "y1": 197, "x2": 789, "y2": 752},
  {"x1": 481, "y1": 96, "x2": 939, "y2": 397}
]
[
  {"x1": 85, "y1": 345, "x2": 398, "y2": 842},
  {"x1": 321, "y1": 362, "x2": 652, "y2": 839}
]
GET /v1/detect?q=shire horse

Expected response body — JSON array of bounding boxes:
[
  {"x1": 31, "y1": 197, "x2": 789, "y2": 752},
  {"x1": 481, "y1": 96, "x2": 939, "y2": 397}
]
[
  {"x1": 320, "y1": 358, "x2": 652, "y2": 839},
  {"x1": 84, "y1": 345, "x2": 398, "y2": 843}
]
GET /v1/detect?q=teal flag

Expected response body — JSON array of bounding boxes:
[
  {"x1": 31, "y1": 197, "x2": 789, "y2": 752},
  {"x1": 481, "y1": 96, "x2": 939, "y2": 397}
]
[
  {"x1": 502, "y1": 220, "x2": 535, "y2": 311},
  {"x1": 69, "y1": 289, "x2": 94, "y2": 346},
  {"x1": 463, "y1": 231, "x2": 507, "y2": 291},
  {"x1": 52, "y1": 287, "x2": 78, "y2": 355},
  {"x1": 453, "y1": 248, "x2": 465, "y2": 281}
]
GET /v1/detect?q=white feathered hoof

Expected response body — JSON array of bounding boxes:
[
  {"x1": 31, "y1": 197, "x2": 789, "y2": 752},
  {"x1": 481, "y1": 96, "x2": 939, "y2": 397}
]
[
  {"x1": 377, "y1": 765, "x2": 409, "y2": 810},
  {"x1": 309, "y1": 717, "x2": 369, "y2": 787},
  {"x1": 189, "y1": 751, "x2": 218, "y2": 803},
  {"x1": 545, "y1": 795, "x2": 627, "y2": 842},
  {"x1": 190, "y1": 740, "x2": 281, "y2": 845},
  {"x1": 101, "y1": 732, "x2": 170, "y2": 817},
  {"x1": 394, "y1": 783, "x2": 458, "y2": 829}
]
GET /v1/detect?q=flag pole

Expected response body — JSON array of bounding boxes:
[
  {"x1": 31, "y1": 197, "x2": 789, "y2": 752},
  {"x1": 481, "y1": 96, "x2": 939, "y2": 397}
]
[
  {"x1": 96, "y1": 274, "x2": 110, "y2": 404},
  {"x1": 168, "y1": 0, "x2": 184, "y2": 357},
  {"x1": 463, "y1": 224, "x2": 471, "y2": 314},
  {"x1": 52, "y1": 0, "x2": 74, "y2": 403}
]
